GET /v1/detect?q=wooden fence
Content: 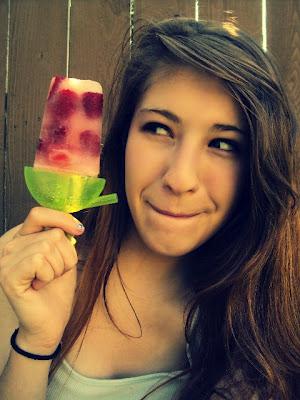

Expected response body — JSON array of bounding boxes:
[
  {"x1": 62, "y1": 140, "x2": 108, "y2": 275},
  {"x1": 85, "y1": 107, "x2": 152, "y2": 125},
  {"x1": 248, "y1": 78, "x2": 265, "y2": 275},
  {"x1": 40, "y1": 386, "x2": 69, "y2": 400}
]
[{"x1": 0, "y1": 0, "x2": 299, "y2": 234}]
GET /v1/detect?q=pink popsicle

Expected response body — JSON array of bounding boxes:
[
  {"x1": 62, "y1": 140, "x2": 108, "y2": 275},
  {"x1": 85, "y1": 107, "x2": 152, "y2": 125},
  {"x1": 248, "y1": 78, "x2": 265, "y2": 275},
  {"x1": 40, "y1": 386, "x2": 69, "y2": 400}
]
[{"x1": 34, "y1": 76, "x2": 103, "y2": 177}]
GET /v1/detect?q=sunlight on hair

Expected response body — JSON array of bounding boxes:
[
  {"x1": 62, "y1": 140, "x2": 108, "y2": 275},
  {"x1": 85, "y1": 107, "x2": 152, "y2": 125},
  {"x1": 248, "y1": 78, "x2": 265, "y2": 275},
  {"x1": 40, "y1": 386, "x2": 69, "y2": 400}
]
[
  {"x1": 130, "y1": 0, "x2": 135, "y2": 48},
  {"x1": 222, "y1": 10, "x2": 239, "y2": 36}
]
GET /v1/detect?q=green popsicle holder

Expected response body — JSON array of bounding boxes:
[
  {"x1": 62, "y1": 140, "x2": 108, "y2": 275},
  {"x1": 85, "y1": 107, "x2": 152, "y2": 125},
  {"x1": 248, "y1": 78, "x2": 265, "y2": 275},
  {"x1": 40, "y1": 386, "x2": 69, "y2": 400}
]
[{"x1": 24, "y1": 166, "x2": 118, "y2": 213}]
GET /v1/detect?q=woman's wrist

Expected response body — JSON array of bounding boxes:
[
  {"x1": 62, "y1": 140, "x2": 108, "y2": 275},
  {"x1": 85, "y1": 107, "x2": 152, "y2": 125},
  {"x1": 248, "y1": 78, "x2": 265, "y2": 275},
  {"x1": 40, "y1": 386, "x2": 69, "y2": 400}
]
[{"x1": 11, "y1": 328, "x2": 62, "y2": 360}]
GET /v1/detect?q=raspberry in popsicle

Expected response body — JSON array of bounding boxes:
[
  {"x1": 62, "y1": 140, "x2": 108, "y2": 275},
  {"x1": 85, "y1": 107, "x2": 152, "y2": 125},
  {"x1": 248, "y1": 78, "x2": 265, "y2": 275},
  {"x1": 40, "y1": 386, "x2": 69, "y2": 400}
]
[{"x1": 34, "y1": 76, "x2": 103, "y2": 177}]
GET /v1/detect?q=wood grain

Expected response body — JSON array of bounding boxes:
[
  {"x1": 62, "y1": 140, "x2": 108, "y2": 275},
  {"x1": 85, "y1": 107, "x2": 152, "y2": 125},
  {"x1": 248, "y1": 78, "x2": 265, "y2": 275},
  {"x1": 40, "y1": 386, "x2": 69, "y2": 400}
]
[
  {"x1": 135, "y1": 0, "x2": 195, "y2": 22},
  {"x1": 69, "y1": 0, "x2": 130, "y2": 223},
  {"x1": 267, "y1": 0, "x2": 300, "y2": 126},
  {"x1": 0, "y1": 1, "x2": 8, "y2": 234},
  {"x1": 69, "y1": 0, "x2": 130, "y2": 98},
  {"x1": 6, "y1": 0, "x2": 68, "y2": 230},
  {"x1": 199, "y1": 0, "x2": 262, "y2": 45}
]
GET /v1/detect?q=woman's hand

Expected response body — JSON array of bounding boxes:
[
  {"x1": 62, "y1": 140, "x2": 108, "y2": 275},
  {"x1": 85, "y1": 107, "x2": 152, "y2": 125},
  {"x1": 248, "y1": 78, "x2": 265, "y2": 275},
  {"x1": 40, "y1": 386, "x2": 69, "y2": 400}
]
[{"x1": 0, "y1": 207, "x2": 85, "y2": 353}]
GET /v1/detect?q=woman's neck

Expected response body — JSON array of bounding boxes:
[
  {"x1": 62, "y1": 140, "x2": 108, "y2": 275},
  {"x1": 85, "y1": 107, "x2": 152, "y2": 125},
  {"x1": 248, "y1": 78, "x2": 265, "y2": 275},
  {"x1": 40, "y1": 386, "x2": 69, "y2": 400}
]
[
  {"x1": 115, "y1": 226, "x2": 190, "y2": 306},
  {"x1": 90, "y1": 226, "x2": 192, "y2": 341}
]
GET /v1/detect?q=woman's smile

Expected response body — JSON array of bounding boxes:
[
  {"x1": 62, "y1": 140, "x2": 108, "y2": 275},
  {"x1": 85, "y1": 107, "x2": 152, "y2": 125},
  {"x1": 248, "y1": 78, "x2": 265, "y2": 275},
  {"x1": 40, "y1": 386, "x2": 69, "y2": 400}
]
[{"x1": 147, "y1": 201, "x2": 201, "y2": 219}]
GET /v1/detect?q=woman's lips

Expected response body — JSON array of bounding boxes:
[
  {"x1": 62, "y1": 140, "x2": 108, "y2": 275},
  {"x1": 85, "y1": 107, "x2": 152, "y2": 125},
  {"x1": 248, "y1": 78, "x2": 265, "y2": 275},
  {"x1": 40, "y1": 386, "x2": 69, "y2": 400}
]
[{"x1": 148, "y1": 202, "x2": 200, "y2": 218}]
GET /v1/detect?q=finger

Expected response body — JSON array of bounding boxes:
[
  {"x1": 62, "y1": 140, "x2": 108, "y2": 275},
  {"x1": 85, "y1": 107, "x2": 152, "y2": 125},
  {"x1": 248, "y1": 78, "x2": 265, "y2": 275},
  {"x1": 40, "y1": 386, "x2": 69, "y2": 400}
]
[
  {"x1": 31, "y1": 279, "x2": 48, "y2": 290},
  {"x1": 3, "y1": 254, "x2": 55, "y2": 296},
  {"x1": 33, "y1": 267, "x2": 77, "y2": 292},
  {"x1": 40, "y1": 228, "x2": 78, "y2": 269},
  {"x1": 3, "y1": 227, "x2": 78, "y2": 265},
  {"x1": 4, "y1": 229, "x2": 78, "y2": 274},
  {"x1": 15, "y1": 207, "x2": 85, "y2": 237},
  {"x1": 5, "y1": 240, "x2": 66, "y2": 278},
  {"x1": 52, "y1": 232, "x2": 79, "y2": 271},
  {"x1": 34, "y1": 256, "x2": 55, "y2": 283}
]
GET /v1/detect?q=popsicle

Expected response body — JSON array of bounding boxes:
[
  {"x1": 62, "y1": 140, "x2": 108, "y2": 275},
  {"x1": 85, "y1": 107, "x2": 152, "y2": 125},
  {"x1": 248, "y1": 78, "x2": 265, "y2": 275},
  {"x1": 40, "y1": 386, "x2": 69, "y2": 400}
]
[
  {"x1": 34, "y1": 76, "x2": 103, "y2": 176},
  {"x1": 24, "y1": 76, "x2": 118, "y2": 213}
]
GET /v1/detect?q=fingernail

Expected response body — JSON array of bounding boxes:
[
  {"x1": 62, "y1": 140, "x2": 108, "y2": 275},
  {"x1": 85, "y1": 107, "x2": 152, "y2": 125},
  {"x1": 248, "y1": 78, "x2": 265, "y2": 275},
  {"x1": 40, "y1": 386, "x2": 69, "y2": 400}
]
[
  {"x1": 76, "y1": 222, "x2": 85, "y2": 232},
  {"x1": 72, "y1": 217, "x2": 85, "y2": 232}
]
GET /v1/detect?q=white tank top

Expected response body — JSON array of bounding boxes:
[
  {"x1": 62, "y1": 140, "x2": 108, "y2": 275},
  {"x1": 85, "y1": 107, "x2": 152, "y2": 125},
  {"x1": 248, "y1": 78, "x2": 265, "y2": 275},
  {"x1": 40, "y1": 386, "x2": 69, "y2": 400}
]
[{"x1": 46, "y1": 358, "x2": 190, "y2": 400}]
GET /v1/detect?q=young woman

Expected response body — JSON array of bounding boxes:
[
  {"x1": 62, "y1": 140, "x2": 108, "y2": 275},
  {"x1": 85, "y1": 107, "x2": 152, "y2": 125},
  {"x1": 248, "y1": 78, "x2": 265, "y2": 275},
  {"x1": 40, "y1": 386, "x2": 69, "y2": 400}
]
[{"x1": 0, "y1": 18, "x2": 299, "y2": 400}]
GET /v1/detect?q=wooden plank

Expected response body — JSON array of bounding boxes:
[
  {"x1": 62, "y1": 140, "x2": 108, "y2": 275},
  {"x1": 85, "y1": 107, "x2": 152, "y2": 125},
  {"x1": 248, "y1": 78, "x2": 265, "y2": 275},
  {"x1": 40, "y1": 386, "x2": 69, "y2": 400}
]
[
  {"x1": 135, "y1": 0, "x2": 195, "y2": 22},
  {"x1": 64, "y1": 0, "x2": 130, "y2": 223},
  {"x1": 6, "y1": 0, "x2": 68, "y2": 230},
  {"x1": 69, "y1": 0, "x2": 130, "y2": 101},
  {"x1": 267, "y1": 0, "x2": 300, "y2": 128},
  {"x1": 199, "y1": 0, "x2": 262, "y2": 45},
  {"x1": 0, "y1": 0, "x2": 8, "y2": 235}
]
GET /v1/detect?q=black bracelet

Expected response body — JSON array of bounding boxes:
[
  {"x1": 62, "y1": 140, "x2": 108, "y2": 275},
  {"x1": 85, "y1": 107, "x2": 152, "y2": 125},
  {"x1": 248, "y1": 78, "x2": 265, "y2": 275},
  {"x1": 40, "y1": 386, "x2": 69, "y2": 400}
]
[{"x1": 10, "y1": 328, "x2": 62, "y2": 361}]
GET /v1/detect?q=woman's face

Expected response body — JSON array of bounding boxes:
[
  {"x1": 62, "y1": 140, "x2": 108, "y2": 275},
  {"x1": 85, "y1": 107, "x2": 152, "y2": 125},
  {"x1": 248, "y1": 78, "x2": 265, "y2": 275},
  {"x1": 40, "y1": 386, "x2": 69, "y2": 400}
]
[{"x1": 125, "y1": 68, "x2": 246, "y2": 257}]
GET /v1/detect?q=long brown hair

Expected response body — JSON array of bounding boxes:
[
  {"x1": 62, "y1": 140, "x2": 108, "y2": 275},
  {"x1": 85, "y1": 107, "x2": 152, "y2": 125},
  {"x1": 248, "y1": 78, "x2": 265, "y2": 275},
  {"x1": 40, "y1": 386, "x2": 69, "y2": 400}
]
[{"x1": 50, "y1": 18, "x2": 300, "y2": 399}]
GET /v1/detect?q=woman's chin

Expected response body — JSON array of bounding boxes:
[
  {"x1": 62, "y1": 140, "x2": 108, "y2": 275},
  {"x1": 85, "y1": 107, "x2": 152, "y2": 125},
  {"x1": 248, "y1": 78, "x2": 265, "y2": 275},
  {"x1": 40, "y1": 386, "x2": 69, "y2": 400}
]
[{"x1": 142, "y1": 235, "x2": 204, "y2": 259}]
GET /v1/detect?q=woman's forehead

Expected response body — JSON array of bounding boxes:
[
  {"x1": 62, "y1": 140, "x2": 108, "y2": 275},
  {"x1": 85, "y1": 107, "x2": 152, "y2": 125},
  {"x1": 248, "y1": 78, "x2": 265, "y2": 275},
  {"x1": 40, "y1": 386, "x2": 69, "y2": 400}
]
[{"x1": 136, "y1": 67, "x2": 247, "y2": 130}]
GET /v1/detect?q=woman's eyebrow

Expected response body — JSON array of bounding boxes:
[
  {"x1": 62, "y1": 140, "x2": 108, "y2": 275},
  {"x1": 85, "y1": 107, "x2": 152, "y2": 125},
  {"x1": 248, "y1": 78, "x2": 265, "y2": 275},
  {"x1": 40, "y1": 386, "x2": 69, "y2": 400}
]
[
  {"x1": 139, "y1": 108, "x2": 181, "y2": 123},
  {"x1": 138, "y1": 108, "x2": 245, "y2": 135}
]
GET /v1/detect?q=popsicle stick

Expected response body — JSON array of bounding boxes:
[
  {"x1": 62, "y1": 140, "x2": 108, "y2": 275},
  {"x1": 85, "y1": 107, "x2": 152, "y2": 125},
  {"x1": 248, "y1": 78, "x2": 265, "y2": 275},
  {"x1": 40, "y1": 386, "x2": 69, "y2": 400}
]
[
  {"x1": 87, "y1": 193, "x2": 119, "y2": 208},
  {"x1": 65, "y1": 233, "x2": 76, "y2": 246}
]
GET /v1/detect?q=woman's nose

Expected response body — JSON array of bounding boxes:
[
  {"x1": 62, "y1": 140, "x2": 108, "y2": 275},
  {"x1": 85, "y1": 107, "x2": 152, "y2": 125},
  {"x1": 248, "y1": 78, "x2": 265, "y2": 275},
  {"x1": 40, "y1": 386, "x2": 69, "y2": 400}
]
[{"x1": 161, "y1": 145, "x2": 202, "y2": 195}]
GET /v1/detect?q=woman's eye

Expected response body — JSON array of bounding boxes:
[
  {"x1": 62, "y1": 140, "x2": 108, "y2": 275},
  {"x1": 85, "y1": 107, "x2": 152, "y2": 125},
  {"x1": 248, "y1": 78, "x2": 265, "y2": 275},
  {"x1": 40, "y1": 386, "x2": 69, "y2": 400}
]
[
  {"x1": 210, "y1": 138, "x2": 240, "y2": 153},
  {"x1": 141, "y1": 122, "x2": 172, "y2": 137}
]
